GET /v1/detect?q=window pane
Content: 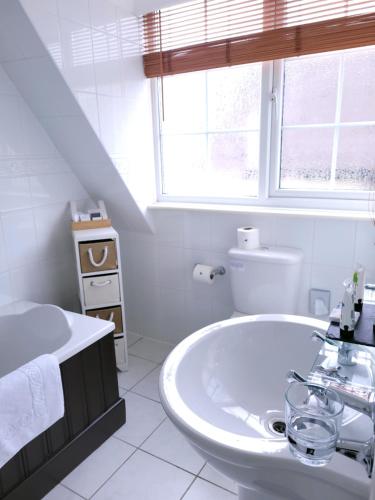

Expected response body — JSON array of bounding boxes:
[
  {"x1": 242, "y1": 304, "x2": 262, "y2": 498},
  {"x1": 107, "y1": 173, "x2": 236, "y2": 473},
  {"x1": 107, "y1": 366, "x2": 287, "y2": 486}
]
[
  {"x1": 159, "y1": 63, "x2": 262, "y2": 198},
  {"x1": 207, "y1": 132, "x2": 259, "y2": 196},
  {"x1": 280, "y1": 46, "x2": 375, "y2": 193},
  {"x1": 280, "y1": 128, "x2": 334, "y2": 190},
  {"x1": 162, "y1": 72, "x2": 206, "y2": 133},
  {"x1": 283, "y1": 53, "x2": 339, "y2": 125},
  {"x1": 341, "y1": 48, "x2": 375, "y2": 122},
  {"x1": 207, "y1": 64, "x2": 261, "y2": 130},
  {"x1": 336, "y1": 127, "x2": 375, "y2": 189},
  {"x1": 161, "y1": 135, "x2": 207, "y2": 196}
]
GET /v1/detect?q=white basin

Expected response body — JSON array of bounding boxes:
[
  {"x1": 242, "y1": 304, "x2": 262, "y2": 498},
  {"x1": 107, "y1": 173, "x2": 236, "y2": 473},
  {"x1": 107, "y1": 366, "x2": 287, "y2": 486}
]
[{"x1": 160, "y1": 314, "x2": 371, "y2": 500}]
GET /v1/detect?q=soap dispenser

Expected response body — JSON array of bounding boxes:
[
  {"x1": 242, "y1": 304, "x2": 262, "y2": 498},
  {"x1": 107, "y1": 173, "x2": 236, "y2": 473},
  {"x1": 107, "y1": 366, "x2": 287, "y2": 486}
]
[
  {"x1": 340, "y1": 281, "x2": 355, "y2": 339},
  {"x1": 353, "y1": 264, "x2": 365, "y2": 313}
]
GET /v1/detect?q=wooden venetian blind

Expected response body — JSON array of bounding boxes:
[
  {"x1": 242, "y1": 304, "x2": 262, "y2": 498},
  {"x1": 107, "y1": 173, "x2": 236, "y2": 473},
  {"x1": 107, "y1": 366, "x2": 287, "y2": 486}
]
[{"x1": 143, "y1": 0, "x2": 375, "y2": 77}]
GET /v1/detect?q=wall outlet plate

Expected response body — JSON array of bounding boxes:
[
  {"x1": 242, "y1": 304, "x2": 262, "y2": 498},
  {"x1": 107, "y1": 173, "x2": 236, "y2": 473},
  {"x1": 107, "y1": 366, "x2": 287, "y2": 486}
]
[{"x1": 309, "y1": 288, "x2": 331, "y2": 317}]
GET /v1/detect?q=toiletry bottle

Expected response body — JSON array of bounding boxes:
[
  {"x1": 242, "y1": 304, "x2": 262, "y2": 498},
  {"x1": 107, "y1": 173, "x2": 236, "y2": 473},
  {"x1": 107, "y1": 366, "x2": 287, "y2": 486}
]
[
  {"x1": 353, "y1": 265, "x2": 365, "y2": 313},
  {"x1": 340, "y1": 282, "x2": 355, "y2": 339}
]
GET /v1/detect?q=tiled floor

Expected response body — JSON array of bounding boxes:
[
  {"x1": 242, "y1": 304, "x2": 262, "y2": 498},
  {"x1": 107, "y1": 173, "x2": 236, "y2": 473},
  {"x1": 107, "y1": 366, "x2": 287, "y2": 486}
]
[{"x1": 44, "y1": 335, "x2": 237, "y2": 500}]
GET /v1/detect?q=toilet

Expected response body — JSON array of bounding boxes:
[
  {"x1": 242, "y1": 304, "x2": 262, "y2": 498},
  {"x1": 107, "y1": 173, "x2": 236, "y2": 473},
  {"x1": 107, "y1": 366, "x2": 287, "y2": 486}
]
[{"x1": 228, "y1": 245, "x2": 303, "y2": 316}]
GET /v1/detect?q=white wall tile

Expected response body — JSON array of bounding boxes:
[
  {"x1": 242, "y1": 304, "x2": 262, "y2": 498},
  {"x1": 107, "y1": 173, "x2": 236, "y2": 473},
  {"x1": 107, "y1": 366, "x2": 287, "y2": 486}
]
[
  {"x1": 183, "y1": 211, "x2": 211, "y2": 250},
  {"x1": 157, "y1": 244, "x2": 185, "y2": 291},
  {"x1": 0, "y1": 272, "x2": 13, "y2": 306},
  {"x1": 0, "y1": 65, "x2": 17, "y2": 94},
  {"x1": 89, "y1": 0, "x2": 118, "y2": 33},
  {"x1": 2, "y1": 209, "x2": 38, "y2": 268},
  {"x1": 313, "y1": 218, "x2": 356, "y2": 268},
  {"x1": 0, "y1": 177, "x2": 32, "y2": 212},
  {"x1": 0, "y1": 57, "x2": 87, "y2": 310},
  {"x1": 354, "y1": 221, "x2": 375, "y2": 272},
  {"x1": 33, "y1": 202, "x2": 73, "y2": 261},
  {"x1": 0, "y1": 95, "x2": 27, "y2": 157},
  {"x1": 311, "y1": 264, "x2": 352, "y2": 311},
  {"x1": 30, "y1": 172, "x2": 87, "y2": 206},
  {"x1": 57, "y1": 0, "x2": 91, "y2": 26},
  {"x1": 274, "y1": 216, "x2": 314, "y2": 263},
  {"x1": 58, "y1": 18, "x2": 96, "y2": 93}
]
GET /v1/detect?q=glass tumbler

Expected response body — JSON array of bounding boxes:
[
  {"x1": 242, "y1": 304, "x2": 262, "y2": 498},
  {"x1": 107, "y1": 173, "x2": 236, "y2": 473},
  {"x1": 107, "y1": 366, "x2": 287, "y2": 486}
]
[{"x1": 285, "y1": 382, "x2": 344, "y2": 467}]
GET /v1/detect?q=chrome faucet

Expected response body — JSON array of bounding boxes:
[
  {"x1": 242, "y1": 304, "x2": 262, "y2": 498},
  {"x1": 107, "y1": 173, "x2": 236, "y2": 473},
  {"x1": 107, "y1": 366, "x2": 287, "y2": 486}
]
[{"x1": 311, "y1": 330, "x2": 357, "y2": 366}]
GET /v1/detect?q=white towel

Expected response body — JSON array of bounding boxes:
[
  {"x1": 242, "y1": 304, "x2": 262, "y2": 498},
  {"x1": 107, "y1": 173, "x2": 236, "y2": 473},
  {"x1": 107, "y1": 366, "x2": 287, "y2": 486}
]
[{"x1": 0, "y1": 354, "x2": 64, "y2": 468}]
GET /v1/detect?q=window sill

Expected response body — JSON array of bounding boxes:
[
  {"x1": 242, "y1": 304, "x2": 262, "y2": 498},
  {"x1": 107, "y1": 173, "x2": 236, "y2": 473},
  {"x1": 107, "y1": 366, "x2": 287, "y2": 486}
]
[{"x1": 148, "y1": 202, "x2": 373, "y2": 221}]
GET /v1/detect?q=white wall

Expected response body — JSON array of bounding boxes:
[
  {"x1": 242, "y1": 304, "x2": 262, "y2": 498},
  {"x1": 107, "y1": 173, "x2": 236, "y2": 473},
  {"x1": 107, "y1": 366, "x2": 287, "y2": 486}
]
[
  {"x1": 20, "y1": 0, "x2": 156, "y2": 211},
  {"x1": 0, "y1": 63, "x2": 88, "y2": 309},
  {"x1": 121, "y1": 209, "x2": 375, "y2": 344}
]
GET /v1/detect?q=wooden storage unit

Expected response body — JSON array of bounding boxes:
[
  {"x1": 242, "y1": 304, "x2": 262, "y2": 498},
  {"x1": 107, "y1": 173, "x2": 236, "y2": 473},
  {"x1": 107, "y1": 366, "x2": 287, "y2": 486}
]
[{"x1": 72, "y1": 227, "x2": 128, "y2": 371}]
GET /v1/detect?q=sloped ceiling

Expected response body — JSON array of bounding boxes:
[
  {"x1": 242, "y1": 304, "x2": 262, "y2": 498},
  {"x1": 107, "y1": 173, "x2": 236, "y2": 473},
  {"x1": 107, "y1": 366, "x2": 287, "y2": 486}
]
[{"x1": 0, "y1": 0, "x2": 153, "y2": 232}]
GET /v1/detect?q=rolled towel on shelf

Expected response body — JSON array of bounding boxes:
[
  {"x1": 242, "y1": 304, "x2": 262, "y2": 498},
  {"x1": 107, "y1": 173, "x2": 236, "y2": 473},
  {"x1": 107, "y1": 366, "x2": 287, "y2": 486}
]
[{"x1": 0, "y1": 354, "x2": 64, "y2": 468}]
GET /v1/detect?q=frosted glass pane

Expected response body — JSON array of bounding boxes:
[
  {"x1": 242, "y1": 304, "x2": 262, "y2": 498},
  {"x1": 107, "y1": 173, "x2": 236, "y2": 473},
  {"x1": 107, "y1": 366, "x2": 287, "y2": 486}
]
[
  {"x1": 283, "y1": 54, "x2": 339, "y2": 125},
  {"x1": 161, "y1": 132, "x2": 259, "y2": 197},
  {"x1": 207, "y1": 132, "x2": 259, "y2": 196},
  {"x1": 207, "y1": 64, "x2": 262, "y2": 130},
  {"x1": 280, "y1": 128, "x2": 334, "y2": 189},
  {"x1": 341, "y1": 48, "x2": 375, "y2": 122},
  {"x1": 335, "y1": 127, "x2": 375, "y2": 190},
  {"x1": 161, "y1": 72, "x2": 206, "y2": 133},
  {"x1": 161, "y1": 135, "x2": 207, "y2": 195}
]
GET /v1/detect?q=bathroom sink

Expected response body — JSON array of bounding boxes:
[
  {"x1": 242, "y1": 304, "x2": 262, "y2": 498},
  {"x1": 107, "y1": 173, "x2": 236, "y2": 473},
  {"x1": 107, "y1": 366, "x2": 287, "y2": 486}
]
[{"x1": 160, "y1": 315, "x2": 371, "y2": 500}]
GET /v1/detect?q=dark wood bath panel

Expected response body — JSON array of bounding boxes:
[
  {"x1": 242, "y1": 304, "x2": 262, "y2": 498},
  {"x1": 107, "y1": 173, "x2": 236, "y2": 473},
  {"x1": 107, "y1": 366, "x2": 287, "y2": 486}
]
[{"x1": 0, "y1": 332, "x2": 126, "y2": 500}]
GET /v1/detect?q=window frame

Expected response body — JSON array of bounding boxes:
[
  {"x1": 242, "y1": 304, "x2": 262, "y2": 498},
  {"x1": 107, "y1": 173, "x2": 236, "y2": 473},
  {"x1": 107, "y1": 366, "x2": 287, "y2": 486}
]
[{"x1": 152, "y1": 52, "x2": 374, "y2": 212}]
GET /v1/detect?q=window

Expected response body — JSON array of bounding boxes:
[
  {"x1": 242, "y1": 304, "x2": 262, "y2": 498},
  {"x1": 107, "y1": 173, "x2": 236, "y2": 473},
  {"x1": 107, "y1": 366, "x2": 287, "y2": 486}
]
[
  {"x1": 155, "y1": 45, "x2": 375, "y2": 206},
  {"x1": 278, "y1": 47, "x2": 375, "y2": 192},
  {"x1": 158, "y1": 63, "x2": 262, "y2": 199}
]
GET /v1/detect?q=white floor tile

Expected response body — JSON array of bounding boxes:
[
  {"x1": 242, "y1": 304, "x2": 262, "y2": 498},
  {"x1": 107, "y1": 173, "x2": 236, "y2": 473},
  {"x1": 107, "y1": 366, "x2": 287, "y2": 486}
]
[
  {"x1": 128, "y1": 337, "x2": 173, "y2": 363},
  {"x1": 92, "y1": 449, "x2": 194, "y2": 500},
  {"x1": 43, "y1": 484, "x2": 82, "y2": 500},
  {"x1": 141, "y1": 419, "x2": 205, "y2": 474},
  {"x1": 131, "y1": 366, "x2": 161, "y2": 402},
  {"x1": 127, "y1": 331, "x2": 142, "y2": 347},
  {"x1": 199, "y1": 464, "x2": 237, "y2": 494},
  {"x1": 117, "y1": 355, "x2": 158, "y2": 390},
  {"x1": 61, "y1": 437, "x2": 135, "y2": 498},
  {"x1": 183, "y1": 478, "x2": 236, "y2": 500},
  {"x1": 115, "y1": 392, "x2": 166, "y2": 447}
]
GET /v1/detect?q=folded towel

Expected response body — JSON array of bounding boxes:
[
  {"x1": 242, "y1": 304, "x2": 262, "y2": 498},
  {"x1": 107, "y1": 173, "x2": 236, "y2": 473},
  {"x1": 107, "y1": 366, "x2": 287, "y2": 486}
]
[{"x1": 0, "y1": 354, "x2": 64, "y2": 468}]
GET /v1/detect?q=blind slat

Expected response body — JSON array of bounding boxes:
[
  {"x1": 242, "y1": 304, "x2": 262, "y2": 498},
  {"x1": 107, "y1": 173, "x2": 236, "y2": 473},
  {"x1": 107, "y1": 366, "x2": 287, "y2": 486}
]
[{"x1": 142, "y1": 1, "x2": 375, "y2": 77}]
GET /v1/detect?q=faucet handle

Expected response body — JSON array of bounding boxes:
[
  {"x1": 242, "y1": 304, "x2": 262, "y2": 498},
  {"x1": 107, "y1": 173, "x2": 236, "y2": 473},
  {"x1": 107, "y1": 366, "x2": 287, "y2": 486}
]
[
  {"x1": 286, "y1": 370, "x2": 307, "y2": 384},
  {"x1": 311, "y1": 330, "x2": 338, "y2": 346}
]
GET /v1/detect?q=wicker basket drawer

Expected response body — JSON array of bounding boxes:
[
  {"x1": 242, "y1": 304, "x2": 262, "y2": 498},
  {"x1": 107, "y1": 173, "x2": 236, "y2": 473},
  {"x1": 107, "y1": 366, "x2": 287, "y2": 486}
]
[
  {"x1": 79, "y1": 240, "x2": 117, "y2": 274},
  {"x1": 86, "y1": 306, "x2": 123, "y2": 333}
]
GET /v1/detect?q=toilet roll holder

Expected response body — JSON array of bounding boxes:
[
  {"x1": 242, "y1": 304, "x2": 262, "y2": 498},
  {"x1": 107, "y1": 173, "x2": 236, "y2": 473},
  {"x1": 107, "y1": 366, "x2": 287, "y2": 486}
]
[{"x1": 210, "y1": 266, "x2": 226, "y2": 279}]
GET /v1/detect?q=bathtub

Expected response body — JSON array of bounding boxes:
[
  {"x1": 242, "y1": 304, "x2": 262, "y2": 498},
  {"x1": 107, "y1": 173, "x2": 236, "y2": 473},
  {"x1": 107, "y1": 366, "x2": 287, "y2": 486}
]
[
  {"x1": 0, "y1": 300, "x2": 125, "y2": 500},
  {"x1": 0, "y1": 300, "x2": 114, "y2": 377}
]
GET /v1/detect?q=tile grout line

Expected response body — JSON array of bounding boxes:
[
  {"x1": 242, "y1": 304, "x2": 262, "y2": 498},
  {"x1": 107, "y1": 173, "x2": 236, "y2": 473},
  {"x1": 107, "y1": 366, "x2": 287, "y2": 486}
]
[
  {"x1": 119, "y1": 362, "x2": 162, "y2": 392},
  {"x1": 179, "y1": 475, "x2": 198, "y2": 500},
  {"x1": 87, "y1": 446, "x2": 138, "y2": 500},
  {"x1": 58, "y1": 483, "x2": 86, "y2": 499}
]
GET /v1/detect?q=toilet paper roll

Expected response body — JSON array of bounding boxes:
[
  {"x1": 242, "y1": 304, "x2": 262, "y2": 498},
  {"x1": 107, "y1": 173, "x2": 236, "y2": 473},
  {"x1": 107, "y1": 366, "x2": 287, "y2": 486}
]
[
  {"x1": 193, "y1": 264, "x2": 216, "y2": 285},
  {"x1": 237, "y1": 227, "x2": 260, "y2": 250}
]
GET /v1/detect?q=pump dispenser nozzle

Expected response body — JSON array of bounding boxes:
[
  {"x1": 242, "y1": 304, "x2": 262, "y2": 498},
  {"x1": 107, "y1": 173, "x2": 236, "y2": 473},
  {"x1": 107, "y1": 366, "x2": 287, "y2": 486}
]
[{"x1": 339, "y1": 281, "x2": 355, "y2": 339}]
